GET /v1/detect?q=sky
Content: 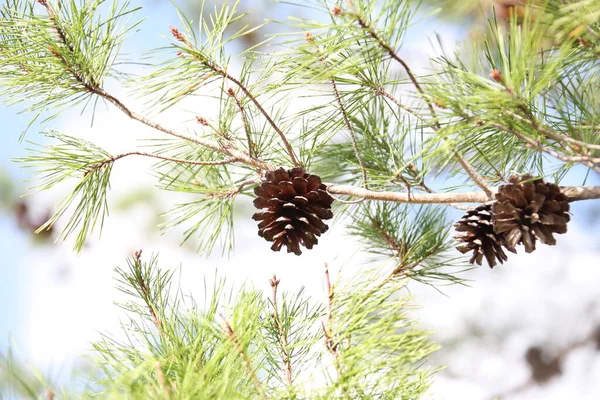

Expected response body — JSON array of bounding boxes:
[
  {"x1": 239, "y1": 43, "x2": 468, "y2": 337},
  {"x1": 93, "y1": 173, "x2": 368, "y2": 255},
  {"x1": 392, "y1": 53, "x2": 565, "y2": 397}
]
[{"x1": 1, "y1": 1, "x2": 600, "y2": 399}]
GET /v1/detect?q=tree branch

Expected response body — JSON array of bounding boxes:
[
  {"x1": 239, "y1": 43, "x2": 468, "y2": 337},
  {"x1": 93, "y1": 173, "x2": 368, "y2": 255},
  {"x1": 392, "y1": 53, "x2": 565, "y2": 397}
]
[
  {"x1": 85, "y1": 151, "x2": 237, "y2": 176},
  {"x1": 507, "y1": 110, "x2": 600, "y2": 151},
  {"x1": 374, "y1": 86, "x2": 426, "y2": 122},
  {"x1": 220, "y1": 313, "x2": 267, "y2": 400},
  {"x1": 227, "y1": 88, "x2": 256, "y2": 160},
  {"x1": 322, "y1": 263, "x2": 345, "y2": 391},
  {"x1": 133, "y1": 250, "x2": 164, "y2": 334},
  {"x1": 488, "y1": 122, "x2": 600, "y2": 174},
  {"x1": 351, "y1": 13, "x2": 437, "y2": 123},
  {"x1": 331, "y1": 78, "x2": 369, "y2": 189},
  {"x1": 349, "y1": 12, "x2": 494, "y2": 198},
  {"x1": 206, "y1": 62, "x2": 299, "y2": 166},
  {"x1": 269, "y1": 275, "x2": 294, "y2": 388},
  {"x1": 165, "y1": 23, "x2": 300, "y2": 168},
  {"x1": 327, "y1": 183, "x2": 600, "y2": 204},
  {"x1": 92, "y1": 86, "x2": 276, "y2": 171},
  {"x1": 39, "y1": 12, "x2": 276, "y2": 173}
]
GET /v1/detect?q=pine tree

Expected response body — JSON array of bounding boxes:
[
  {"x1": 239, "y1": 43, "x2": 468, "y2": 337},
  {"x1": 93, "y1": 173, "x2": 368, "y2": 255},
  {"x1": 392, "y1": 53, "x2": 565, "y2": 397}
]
[{"x1": 1, "y1": 0, "x2": 599, "y2": 398}]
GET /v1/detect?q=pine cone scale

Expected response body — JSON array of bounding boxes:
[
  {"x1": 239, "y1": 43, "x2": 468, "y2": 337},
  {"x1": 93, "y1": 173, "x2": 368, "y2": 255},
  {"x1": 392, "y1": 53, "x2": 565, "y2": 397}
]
[
  {"x1": 278, "y1": 181, "x2": 297, "y2": 197},
  {"x1": 492, "y1": 174, "x2": 570, "y2": 255},
  {"x1": 453, "y1": 202, "x2": 507, "y2": 267},
  {"x1": 292, "y1": 177, "x2": 308, "y2": 193}
]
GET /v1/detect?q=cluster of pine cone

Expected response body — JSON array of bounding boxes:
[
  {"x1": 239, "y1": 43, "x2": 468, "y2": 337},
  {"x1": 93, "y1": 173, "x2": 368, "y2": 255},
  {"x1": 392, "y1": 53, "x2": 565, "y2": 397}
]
[
  {"x1": 251, "y1": 168, "x2": 570, "y2": 266},
  {"x1": 454, "y1": 174, "x2": 570, "y2": 268}
]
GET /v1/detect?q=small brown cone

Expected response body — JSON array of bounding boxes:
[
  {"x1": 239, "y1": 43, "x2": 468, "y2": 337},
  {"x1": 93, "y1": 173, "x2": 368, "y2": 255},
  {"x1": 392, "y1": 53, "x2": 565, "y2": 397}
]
[
  {"x1": 454, "y1": 202, "x2": 512, "y2": 268},
  {"x1": 493, "y1": 174, "x2": 570, "y2": 253},
  {"x1": 252, "y1": 167, "x2": 334, "y2": 255}
]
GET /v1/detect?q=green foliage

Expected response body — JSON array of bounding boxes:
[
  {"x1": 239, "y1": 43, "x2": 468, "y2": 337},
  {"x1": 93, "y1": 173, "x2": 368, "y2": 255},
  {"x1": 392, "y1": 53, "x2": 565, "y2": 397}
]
[
  {"x1": 0, "y1": 168, "x2": 16, "y2": 209},
  {"x1": 0, "y1": 346, "x2": 53, "y2": 399},
  {"x1": 17, "y1": 130, "x2": 114, "y2": 251},
  {"x1": 426, "y1": 1, "x2": 600, "y2": 181},
  {"x1": 326, "y1": 272, "x2": 438, "y2": 398},
  {"x1": 349, "y1": 203, "x2": 468, "y2": 284},
  {"x1": 76, "y1": 253, "x2": 434, "y2": 399},
  {"x1": 0, "y1": 0, "x2": 142, "y2": 134}
]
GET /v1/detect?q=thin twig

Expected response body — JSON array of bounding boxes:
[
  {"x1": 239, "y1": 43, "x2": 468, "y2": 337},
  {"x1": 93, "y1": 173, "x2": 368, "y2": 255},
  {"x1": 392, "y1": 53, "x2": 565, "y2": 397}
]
[
  {"x1": 220, "y1": 313, "x2": 267, "y2": 400},
  {"x1": 269, "y1": 275, "x2": 294, "y2": 388},
  {"x1": 38, "y1": 0, "x2": 73, "y2": 53},
  {"x1": 507, "y1": 111, "x2": 600, "y2": 151},
  {"x1": 322, "y1": 263, "x2": 345, "y2": 386},
  {"x1": 171, "y1": 26, "x2": 298, "y2": 166},
  {"x1": 133, "y1": 250, "x2": 163, "y2": 333},
  {"x1": 373, "y1": 220, "x2": 407, "y2": 262},
  {"x1": 40, "y1": 14, "x2": 275, "y2": 172},
  {"x1": 488, "y1": 122, "x2": 600, "y2": 174},
  {"x1": 201, "y1": 178, "x2": 261, "y2": 200},
  {"x1": 331, "y1": 78, "x2": 369, "y2": 189},
  {"x1": 92, "y1": 86, "x2": 276, "y2": 171},
  {"x1": 109, "y1": 152, "x2": 237, "y2": 166},
  {"x1": 350, "y1": 12, "x2": 494, "y2": 198},
  {"x1": 352, "y1": 14, "x2": 437, "y2": 123},
  {"x1": 200, "y1": 59, "x2": 300, "y2": 167},
  {"x1": 374, "y1": 86, "x2": 427, "y2": 122},
  {"x1": 85, "y1": 151, "x2": 237, "y2": 176},
  {"x1": 228, "y1": 88, "x2": 256, "y2": 159},
  {"x1": 327, "y1": 183, "x2": 600, "y2": 203}
]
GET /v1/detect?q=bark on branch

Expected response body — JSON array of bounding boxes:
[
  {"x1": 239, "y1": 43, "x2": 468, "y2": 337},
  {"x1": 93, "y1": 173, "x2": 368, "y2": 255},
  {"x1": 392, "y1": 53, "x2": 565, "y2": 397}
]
[{"x1": 327, "y1": 184, "x2": 600, "y2": 204}]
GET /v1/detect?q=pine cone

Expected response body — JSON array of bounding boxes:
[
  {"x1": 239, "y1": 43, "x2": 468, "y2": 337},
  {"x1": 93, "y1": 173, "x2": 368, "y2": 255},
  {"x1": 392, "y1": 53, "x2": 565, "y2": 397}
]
[
  {"x1": 454, "y1": 202, "x2": 512, "y2": 268},
  {"x1": 252, "y1": 167, "x2": 334, "y2": 255},
  {"x1": 493, "y1": 174, "x2": 570, "y2": 253}
]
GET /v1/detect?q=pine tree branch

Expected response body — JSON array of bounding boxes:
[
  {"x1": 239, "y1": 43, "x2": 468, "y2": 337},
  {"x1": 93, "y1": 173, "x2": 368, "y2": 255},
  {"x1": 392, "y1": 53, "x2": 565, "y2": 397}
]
[
  {"x1": 220, "y1": 313, "x2": 267, "y2": 400},
  {"x1": 374, "y1": 86, "x2": 426, "y2": 122},
  {"x1": 169, "y1": 27, "x2": 300, "y2": 167},
  {"x1": 347, "y1": 11, "x2": 494, "y2": 198},
  {"x1": 227, "y1": 88, "x2": 256, "y2": 160},
  {"x1": 37, "y1": 10, "x2": 275, "y2": 172},
  {"x1": 327, "y1": 183, "x2": 600, "y2": 204},
  {"x1": 89, "y1": 86, "x2": 276, "y2": 171},
  {"x1": 347, "y1": 85, "x2": 494, "y2": 207},
  {"x1": 507, "y1": 110, "x2": 600, "y2": 151},
  {"x1": 322, "y1": 263, "x2": 345, "y2": 393},
  {"x1": 269, "y1": 275, "x2": 294, "y2": 388},
  {"x1": 37, "y1": 0, "x2": 73, "y2": 53},
  {"x1": 331, "y1": 78, "x2": 369, "y2": 189},
  {"x1": 205, "y1": 61, "x2": 300, "y2": 167},
  {"x1": 348, "y1": 12, "x2": 437, "y2": 124},
  {"x1": 132, "y1": 250, "x2": 164, "y2": 334},
  {"x1": 487, "y1": 122, "x2": 600, "y2": 174},
  {"x1": 85, "y1": 152, "x2": 238, "y2": 176}
]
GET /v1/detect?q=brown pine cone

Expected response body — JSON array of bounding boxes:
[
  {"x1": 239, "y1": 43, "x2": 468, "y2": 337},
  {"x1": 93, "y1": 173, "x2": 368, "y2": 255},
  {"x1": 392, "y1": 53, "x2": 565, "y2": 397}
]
[
  {"x1": 493, "y1": 174, "x2": 570, "y2": 253},
  {"x1": 455, "y1": 202, "x2": 512, "y2": 267},
  {"x1": 252, "y1": 167, "x2": 334, "y2": 255}
]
